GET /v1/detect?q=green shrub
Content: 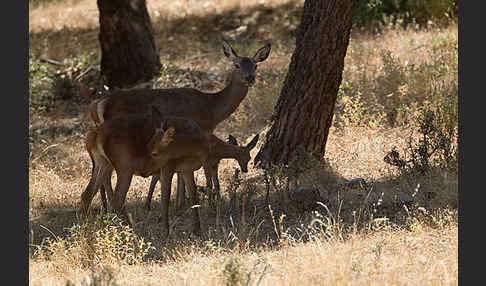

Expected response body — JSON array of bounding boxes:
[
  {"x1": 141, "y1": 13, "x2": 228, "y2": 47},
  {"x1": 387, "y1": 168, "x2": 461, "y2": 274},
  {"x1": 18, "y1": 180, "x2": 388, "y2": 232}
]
[
  {"x1": 29, "y1": 53, "x2": 100, "y2": 106},
  {"x1": 220, "y1": 256, "x2": 269, "y2": 286},
  {"x1": 384, "y1": 103, "x2": 457, "y2": 174},
  {"x1": 52, "y1": 76, "x2": 77, "y2": 100},
  {"x1": 336, "y1": 32, "x2": 457, "y2": 128},
  {"x1": 29, "y1": 57, "x2": 56, "y2": 104},
  {"x1": 353, "y1": 0, "x2": 457, "y2": 30},
  {"x1": 32, "y1": 214, "x2": 153, "y2": 268}
]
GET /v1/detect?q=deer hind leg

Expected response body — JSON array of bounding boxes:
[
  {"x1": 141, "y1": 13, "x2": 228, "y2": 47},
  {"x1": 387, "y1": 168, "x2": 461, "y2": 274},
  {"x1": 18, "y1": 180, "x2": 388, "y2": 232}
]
[
  {"x1": 100, "y1": 166, "x2": 114, "y2": 214},
  {"x1": 99, "y1": 185, "x2": 108, "y2": 214},
  {"x1": 145, "y1": 174, "x2": 160, "y2": 211},
  {"x1": 159, "y1": 167, "x2": 175, "y2": 239},
  {"x1": 112, "y1": 169, "x2": 134, "y2": 226},
  {"x1": 80, "y1": 170, "x2": 100, "y2": 220},
  {"x1": 182, "y1": 170, "x2": 201, "y2": 236},
  {"x1": 81, "y1": 158, "x2": 110, "y2": 220},
  {"x1": 100, "y1": 164, "x2": 113, "y2": 215}
]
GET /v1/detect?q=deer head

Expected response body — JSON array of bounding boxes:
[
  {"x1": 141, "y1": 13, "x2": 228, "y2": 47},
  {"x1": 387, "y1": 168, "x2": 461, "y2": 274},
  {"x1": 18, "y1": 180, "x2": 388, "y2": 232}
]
[
  {"x1": 227, "y1": 133, "x2": 260, "y2": 173},
  {"x1": 148, "y1": 106, "x2": 175, "y2": 158},
  {"x1": 222, "y1": 38, "x2": 271, "y2": 87}
]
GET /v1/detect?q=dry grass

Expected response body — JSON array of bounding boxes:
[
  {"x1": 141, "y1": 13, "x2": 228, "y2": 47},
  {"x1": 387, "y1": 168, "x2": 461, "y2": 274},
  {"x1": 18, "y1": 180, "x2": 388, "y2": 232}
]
[
  {"x1": 30, "y1": 220, "x2": 457, "y2": 286},
  {"x1": 29, "y1": 0, "x2": 457, "y2": 285},
  {"x1": 29, "y1": 0, "x2": 302, "y2": 32}
]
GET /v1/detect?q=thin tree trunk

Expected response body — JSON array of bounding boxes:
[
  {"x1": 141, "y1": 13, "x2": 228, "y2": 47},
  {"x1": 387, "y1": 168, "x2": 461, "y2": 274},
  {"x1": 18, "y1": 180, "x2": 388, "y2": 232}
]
[
  {"x1": 255, "y1": 0, "x2": 354, "y2": 167},
  {"x1": 97, "y1": 0, "x2": 161, "y2": 89}
]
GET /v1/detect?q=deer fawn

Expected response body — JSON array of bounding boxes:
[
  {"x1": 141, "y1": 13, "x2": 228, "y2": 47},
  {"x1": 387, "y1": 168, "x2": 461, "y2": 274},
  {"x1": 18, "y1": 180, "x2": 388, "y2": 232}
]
[
  {"x1": 81, "y1": 106, "x2": 212, "y2": 237},
  {"x1": 144, "y1": 133, "x2": 260, "y2": 211},
  {"x1": 88, "y1": 38, "x2": 271, "y2": 211}
]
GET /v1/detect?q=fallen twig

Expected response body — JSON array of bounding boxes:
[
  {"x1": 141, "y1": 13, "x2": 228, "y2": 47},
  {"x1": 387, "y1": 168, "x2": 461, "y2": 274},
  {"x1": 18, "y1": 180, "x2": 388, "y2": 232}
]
[
  {"x1": 39, "y1": 58, "x2": 63, "y2": 66},
  {"x1": 74, "y1": 65, "x2": 100, "y2": 81}
]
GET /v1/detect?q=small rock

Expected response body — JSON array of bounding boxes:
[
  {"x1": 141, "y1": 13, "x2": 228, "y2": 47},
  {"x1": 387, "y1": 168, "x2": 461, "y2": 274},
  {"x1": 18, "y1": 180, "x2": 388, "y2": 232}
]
[
  {"x1": 288, "y1": 188, "x2": 327, "y2": 213},
  {"x1": 344, "y1": 178, "x2": 368, "y2": 189}
]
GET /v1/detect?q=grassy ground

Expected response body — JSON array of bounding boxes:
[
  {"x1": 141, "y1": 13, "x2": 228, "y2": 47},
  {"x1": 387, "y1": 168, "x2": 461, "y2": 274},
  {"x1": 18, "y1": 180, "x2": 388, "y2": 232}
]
[{"x1": 29, "y1": 0, "x2": 458, "y2": 285}]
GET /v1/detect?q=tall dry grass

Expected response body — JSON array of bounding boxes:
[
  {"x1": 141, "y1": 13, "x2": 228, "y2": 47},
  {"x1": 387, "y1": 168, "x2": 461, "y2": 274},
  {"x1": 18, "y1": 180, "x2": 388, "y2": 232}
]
[{"x1": 30, "y1": 210, "x2": 457, "y2": 286}]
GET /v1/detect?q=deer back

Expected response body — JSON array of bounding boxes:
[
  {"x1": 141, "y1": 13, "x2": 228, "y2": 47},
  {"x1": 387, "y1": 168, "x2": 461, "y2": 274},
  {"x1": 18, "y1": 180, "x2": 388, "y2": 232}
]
[
  {"x1": 88, "y1": 40, "x2": 271, "y2": 133},
  {"x1": 93, "y1": 114, "x2": 157, "y2": 175},
  {"x1": 102, "y1": 88, "x2": 216, "y2": 132}
]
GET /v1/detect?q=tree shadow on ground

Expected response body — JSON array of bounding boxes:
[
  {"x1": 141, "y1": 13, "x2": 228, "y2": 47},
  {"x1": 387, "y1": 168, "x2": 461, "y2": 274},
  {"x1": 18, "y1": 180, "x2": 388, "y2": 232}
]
[
  {"x1": 29, "y1": 1, "x2": 302, "y2": 61},
  {"x1": 29, "y1": 159, "x2": 457, "y2": 261}
]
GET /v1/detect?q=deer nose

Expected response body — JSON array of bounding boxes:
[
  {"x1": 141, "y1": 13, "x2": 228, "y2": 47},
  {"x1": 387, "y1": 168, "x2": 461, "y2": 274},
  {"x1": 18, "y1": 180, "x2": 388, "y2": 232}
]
[{"x1": 245, "y1": 75, "x2": 255, "y2": 85}]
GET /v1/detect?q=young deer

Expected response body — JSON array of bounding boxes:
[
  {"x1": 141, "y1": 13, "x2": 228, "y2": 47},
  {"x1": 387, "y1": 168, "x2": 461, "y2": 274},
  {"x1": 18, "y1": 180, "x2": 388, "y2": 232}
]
[
  {"x1": 88, "y1": 39, "x2": 270, "y2": 207},
  {"x1": 81, "y1": 106, "x2": 212, "y2": 237},
  {"x1": 144, "y1": 133, "x2": 260, "y2": 211}
]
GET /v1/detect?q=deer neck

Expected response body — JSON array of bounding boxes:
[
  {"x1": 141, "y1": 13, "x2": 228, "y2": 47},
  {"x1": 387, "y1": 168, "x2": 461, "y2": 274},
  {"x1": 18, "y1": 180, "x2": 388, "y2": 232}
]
[
  {"x1": 211, "y1": 137, "x2": 246, "y2": 161},
  {"x1": 211, "y1": 70, "x2": 249, "y2": 124}
]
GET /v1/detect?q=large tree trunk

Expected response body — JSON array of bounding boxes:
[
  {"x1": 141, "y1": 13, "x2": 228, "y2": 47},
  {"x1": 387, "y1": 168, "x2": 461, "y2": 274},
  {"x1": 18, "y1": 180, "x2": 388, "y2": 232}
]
[
  {"x1": 97, "y1": 0, "x2": 161, "y2": 89},
  {"x1": 255, "y1": 0, "x2": 354, "y2": 168}
]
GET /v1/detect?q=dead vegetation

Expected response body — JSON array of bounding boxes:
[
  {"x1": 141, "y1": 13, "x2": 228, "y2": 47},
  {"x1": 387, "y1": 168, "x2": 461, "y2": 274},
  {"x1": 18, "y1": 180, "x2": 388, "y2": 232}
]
[{"x1": 29, "y1": 0, "x2": 458, "y2": 285}]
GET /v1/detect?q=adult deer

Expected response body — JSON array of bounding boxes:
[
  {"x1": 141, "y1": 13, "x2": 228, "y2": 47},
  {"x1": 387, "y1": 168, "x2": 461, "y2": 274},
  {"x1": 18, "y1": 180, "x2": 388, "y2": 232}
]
[
  {"x1": 144, "y1": 133, "x2": 260, "y2": 211},
  {"x1": 89, "y1": 38, "x2": 271, "y2": 210},
  {"x1": 81, "y1": 106, "x2": 213, "y2": 237},
  {"x1": 90, "y1": 39, "x2": 271, "y2": 132}
]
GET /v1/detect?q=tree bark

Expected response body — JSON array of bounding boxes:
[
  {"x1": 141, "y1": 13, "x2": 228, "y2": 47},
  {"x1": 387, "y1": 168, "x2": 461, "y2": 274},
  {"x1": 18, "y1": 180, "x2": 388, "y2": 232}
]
[
  {"x1": 255, "y1": 0, "x2": 355, "y2": 168},
  {"x1": 97, "y1": 0, "x2": 161, "y2": 89}
]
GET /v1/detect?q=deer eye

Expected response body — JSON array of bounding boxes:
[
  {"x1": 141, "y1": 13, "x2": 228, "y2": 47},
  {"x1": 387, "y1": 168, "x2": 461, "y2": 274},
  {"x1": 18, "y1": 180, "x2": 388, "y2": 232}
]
[
  {"x1": 234, "y1": 63, "x2": 240, "y2": 69},
  {"x1": 151, "y1": 152, "x2": 158, "y2": 158}
]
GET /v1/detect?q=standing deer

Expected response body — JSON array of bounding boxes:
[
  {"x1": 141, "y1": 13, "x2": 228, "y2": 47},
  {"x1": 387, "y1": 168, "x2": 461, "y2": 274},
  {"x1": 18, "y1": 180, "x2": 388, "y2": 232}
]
[
  {"x1": 88, "y1": 38, "x2": 271, "y2": 211},
  {"x1": 91, "y1": 39, "x2": 271, "y2": 132},
  {"x1": 81, "y1": 106, "x2": 213, "y2": 237},
  {"x1": 144, "y1": 133, "x2": 260, "y2": 211}
]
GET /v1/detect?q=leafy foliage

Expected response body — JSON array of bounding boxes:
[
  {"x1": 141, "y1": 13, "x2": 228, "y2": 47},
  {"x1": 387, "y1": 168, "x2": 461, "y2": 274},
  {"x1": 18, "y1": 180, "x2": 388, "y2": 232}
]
[
  {"x1": 336, "y1": 33, "x2": 457, "y2": 128},
  {"x1": 384, "y1": 103, "x2": 457, "y2": 174},
  {"x1": 29, "y1": 53, "x2": 100, "y2": 106},
  {"x1": 353, "y1": 0, "x2": 457, "y2": 31}
]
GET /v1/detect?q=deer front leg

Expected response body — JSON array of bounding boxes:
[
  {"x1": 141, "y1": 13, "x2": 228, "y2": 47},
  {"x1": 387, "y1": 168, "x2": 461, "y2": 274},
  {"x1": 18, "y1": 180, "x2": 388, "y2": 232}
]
[
  {"x1": 175, "y1": 173, "x2": 186, "y2": 214},
  {"x1": 182, "y1": 171, "x2": 201, "y2": 236},
  {"x1": 145, "y1": 175, "x2": 160, "y2": 211},
  {"x1": 211, "y1": 164, "x2": 221, "y2": 194},
  {"x1": 204, "y1": 162, "x2": 220, "y2": 201},
  {"x1": 204, "y1": 167, "x2": 213, "y2": 189},
  {"x1": 159, "y1": 167, "x2": 174, "y2": 239}
]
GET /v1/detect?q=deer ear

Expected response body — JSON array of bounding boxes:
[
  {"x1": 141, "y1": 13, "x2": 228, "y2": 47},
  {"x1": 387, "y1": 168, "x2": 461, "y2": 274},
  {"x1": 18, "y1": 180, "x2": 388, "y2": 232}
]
[
  {"x1": 228, "y1": 134, "x2": 238, "y2": 146},
  {"x1": 252, "y1": 43, "x2": 271, "y2": 63},
  {"x1": 222, "y1": 38, "x2": 239, "y2": 60},
  {"x1": 151, "y1": 106, "x2": 165, "y2": 131},
  {"x1": 245, "y1": 133, "x2": 259, "y2": 151},
  {"x1": 161, "y1": 126, "x2": 175, "y2": 146}
]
